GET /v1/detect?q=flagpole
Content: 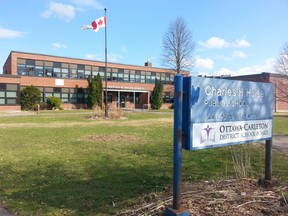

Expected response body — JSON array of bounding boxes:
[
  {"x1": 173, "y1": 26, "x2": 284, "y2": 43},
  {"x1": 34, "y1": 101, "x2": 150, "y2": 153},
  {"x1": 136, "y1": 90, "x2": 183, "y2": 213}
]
[{"x1": 104, "y1": 8, "x2": 108, "y2": 117}]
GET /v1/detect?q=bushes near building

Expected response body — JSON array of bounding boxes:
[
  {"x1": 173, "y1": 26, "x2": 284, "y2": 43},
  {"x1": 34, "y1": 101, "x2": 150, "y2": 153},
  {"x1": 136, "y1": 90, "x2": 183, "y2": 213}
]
[
  {"x1": 47, "y1": 96, "x2": 62, "y2": 110},
  {"x1": 20, "y1": 85, "x2": 41, "y2": 110}
]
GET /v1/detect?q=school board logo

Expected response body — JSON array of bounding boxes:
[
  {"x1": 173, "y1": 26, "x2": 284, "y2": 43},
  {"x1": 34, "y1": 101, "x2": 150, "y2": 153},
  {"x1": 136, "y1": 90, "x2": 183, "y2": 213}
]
[{"x1": 200, "y1": 125, "x2": 216, "y2": 144}]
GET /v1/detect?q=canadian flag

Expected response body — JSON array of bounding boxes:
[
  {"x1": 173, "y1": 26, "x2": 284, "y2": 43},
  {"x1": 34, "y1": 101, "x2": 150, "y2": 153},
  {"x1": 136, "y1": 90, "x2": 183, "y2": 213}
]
[{"x1": 81, "y1": 16, "x2": 106, "y2": 32}]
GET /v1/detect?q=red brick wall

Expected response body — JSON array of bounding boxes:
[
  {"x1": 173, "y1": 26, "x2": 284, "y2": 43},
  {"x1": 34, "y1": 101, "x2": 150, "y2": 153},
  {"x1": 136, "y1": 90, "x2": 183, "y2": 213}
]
[
  {"x1": 0, "y1": 105, "x2": 21, "y2": 111},
  {"x1": 3, "y1": 53, "x2": 12, "y2": 74},
  {"x1": 0, "y1": 76, "x2": 21, "y2": 84}
]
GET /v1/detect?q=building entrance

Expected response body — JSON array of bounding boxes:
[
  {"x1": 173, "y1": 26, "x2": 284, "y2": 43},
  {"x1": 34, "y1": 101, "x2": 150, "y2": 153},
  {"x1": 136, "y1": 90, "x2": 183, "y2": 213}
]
[{"x1": 120, "y1": 94, "x2": 126, "y2": 108}]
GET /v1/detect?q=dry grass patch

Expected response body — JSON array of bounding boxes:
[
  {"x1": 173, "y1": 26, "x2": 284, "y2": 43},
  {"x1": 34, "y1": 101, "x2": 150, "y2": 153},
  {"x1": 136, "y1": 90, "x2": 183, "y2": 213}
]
[{"x1": 80, "y1": 133, "x2": 147, "y2": 145}]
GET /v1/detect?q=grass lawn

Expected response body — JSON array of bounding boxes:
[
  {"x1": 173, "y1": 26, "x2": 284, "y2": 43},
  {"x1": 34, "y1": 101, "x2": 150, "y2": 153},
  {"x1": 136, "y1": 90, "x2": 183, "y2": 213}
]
[{"x1": 0, "y1": 110, "x2": 287, "y2": 216}]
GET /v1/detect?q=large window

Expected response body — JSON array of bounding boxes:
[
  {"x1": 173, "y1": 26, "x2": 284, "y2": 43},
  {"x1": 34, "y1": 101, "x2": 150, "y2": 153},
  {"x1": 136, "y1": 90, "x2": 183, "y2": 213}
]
[{"x1": 0, "y1": 83, "x2": 19, "y2": 105}]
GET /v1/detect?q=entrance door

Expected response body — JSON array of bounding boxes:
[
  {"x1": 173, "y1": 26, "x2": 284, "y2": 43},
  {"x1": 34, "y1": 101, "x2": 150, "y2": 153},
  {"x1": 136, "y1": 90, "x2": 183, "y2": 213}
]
[{"x1": 120, "y1": 94, "x2": 126, "y2": 108}]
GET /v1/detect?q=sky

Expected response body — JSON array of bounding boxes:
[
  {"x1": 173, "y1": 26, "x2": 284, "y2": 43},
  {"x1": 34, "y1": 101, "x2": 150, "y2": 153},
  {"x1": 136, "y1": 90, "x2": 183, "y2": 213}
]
[{"x1": 0, "y1": 0, "x2": 288, "y2": 76}]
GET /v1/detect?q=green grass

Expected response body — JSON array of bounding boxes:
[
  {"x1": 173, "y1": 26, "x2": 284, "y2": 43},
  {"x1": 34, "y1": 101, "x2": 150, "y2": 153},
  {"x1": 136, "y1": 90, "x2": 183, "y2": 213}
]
[{"x1": 0, "y1": 111, "x2": 287, "y2": 215}]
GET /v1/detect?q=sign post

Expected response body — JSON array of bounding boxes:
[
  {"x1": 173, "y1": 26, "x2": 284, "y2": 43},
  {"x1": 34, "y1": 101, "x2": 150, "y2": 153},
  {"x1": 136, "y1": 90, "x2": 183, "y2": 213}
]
[
  {"x1": 165, "y1": 75, "x2": 190, "y2": 216},
  {"x1": 165, "y1": 75, "x2": 274, "y2": 215}
]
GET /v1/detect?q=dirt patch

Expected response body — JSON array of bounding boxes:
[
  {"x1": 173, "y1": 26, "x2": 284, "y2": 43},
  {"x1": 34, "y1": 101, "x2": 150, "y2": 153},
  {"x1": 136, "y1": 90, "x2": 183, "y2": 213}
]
[{"x1": 117, "y1": 178, "x2": 288, "y2": 215}]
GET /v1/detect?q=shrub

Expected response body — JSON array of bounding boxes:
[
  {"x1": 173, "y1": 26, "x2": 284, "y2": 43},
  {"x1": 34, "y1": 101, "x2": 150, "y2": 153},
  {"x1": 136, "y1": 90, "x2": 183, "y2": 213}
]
[
  {"x1": 20, "y1": 85, "x2": 41, "y2": 110},
  {"x1": 47, "y1": 96, "x2": 62, "y2": 110}
]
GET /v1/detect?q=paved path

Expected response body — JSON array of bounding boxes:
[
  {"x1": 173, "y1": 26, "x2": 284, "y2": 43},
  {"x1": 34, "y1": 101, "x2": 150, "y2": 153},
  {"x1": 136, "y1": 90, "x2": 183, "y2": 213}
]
[
  {"x1": 270, "y1": 134, "x2": 288, "y2": 153},
  {"x1": 0, "y1": 208, "x2": 15, "y2": 216}
]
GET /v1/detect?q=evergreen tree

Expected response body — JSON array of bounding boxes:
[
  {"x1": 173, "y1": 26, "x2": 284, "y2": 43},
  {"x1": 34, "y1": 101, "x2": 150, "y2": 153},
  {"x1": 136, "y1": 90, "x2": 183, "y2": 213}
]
[
  {"x1": 151, "y1": 78, "x2": 163, "y2": 109},
  {"x1": 87, "y1": 74, "x2": 103, "y2": 109},
  {"x1": 20, "y1": 85, "x2": 41, "y2": 110},
  {"x1": 95, "y1": 73, "x2": 103, "y2": 108}
]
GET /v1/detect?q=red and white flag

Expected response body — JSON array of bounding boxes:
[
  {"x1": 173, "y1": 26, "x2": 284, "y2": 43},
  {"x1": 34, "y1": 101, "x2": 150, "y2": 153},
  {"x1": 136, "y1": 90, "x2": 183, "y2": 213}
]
[{"x1": 81, "y1": 16, "x2": 106, "y2": 32}]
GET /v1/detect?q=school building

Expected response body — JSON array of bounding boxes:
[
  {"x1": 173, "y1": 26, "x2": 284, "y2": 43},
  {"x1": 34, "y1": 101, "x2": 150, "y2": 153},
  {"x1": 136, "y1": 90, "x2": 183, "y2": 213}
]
[
  {"x1": 1, "y1": 51, "x2": 288, "y2": 112},
  {"x1": 224, "y1": 72, "x2": 288, "y2": 112},
  {"x1": 0, "y1": 51, "x2": 185, "y2": 111}
]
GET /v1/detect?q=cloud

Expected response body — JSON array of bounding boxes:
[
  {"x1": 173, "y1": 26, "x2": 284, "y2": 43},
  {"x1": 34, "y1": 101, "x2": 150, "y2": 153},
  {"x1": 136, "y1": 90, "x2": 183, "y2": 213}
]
[
  {"x1": 199, "y1": 37, "x2": 251, "y2": 50},
  {"x1": 108, "y1": 53, "x2": 123, "y2": 62},
  {"x1": 233, "y1": 39, "x2": 250, "y2": 48},
  {"x1": 84, "y1": 53, "x2": 123, "y2": 62},
  {"x1": 52, "y1": 43, "x2": 68, "y2": 49},
  {"x1": 0, "y1": 27, "x2": 26, "y2": 39},
  {"x1": 214, "y1": 58, "x2": 276, "y2": 76},
  {"x1": 195, "y1": 57, "x2": 214, "y2": 69},
  {"x1": 121, "y1": 46, "x2": 128, "y2": 54},
  {"x1": 84, "y1": 53, "x2": 99, "y2": 60},
  {"x1": 42, "y1": 2, "x2": 76, "y2": 21},
  {"x1": 232, "y1": 51, "x2": 247, "y2": 58},
  {"x1": 199, "y1": 37, "x2": 229, "y2": 49},
  {"x1": 72, "y1": 0, "x2": 104, "y2": 10}
]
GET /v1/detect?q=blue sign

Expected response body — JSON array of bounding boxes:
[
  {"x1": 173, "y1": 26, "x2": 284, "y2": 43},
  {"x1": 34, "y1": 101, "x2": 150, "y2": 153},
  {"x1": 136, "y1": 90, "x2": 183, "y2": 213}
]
[{"x1": 182, "y1": 76, "x2": 274, "y2": 150}]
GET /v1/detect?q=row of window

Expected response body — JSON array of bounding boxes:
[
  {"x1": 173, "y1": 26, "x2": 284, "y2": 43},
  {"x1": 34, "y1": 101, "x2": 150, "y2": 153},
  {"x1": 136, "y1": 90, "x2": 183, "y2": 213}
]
[
  {"x1": 17, "y1": 59, "x2": 175, "y2": 84},
  {"x1": 0, "y1": 84, "x2": 174, "y2": 106}
]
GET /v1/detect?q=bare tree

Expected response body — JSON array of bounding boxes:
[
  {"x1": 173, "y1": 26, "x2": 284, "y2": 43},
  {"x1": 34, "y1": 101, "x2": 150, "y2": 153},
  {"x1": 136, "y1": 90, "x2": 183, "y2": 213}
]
[
  {"x1": 274, "y1": 42, "x2": 288, "y2": 103},
  {"x1": 162, "y1": 17, "x2": 194, "y2": 74}
]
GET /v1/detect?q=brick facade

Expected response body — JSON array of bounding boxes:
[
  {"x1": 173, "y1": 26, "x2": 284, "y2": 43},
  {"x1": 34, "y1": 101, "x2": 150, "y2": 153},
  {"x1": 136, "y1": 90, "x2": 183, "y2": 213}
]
[{"x1": 1, "y1": 51, "x2": 181, "y2": 111}]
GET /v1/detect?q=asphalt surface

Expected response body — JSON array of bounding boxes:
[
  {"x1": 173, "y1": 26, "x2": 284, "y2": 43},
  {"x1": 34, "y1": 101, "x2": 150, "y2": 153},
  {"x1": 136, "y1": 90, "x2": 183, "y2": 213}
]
[
  {"x1": 269, "y1": 134, "x2": 288, "y2": 153},
  {"x1": 0, "y1": 134, "x2": 287, "y2": 216}
]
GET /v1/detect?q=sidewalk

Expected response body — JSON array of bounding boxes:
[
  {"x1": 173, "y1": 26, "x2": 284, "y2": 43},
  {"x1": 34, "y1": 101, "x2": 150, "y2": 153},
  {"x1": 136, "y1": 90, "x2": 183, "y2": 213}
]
[
  {"x1": 270, "y1": 134, "x2": 288, "y2": 153},
  {"x1": 0, "y1": 208, "x2": 15, "y2": 216}
]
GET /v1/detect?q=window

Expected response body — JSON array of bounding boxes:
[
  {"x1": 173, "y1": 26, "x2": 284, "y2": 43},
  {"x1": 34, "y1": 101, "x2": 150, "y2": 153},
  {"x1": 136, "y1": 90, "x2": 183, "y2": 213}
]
[
  {"x1": 53, "y1": 68, "x2": 61, "y2": 78},
  {"x1": 163, "y1": 92, "x2": 174, "y2": 103},
  {"x1": 129, "y1": 92, "x2": 134, "y2": 103},
  {"x1": 161, "y1": 73, "x2": 166, "y2": 82},
  {"x1": 135, "y1": 70, "x2": 141, "y2": 83},
  {"x1": 53, "y1": 62, "x2": 61, "y2": 68},
  {"x1": 17, "y1": 64, "x2": 26, "y2": 75},
  {"x1": 35, "y1": 66, "x2": 44, "y2": 76},
  {"x1": 112, "y1": 72, "x2": 117, "y2": 81},
  {"x1": 141, "y1": 71, "x2": 146, "y2": 83},
  {"x1": 118, "y1": 69, "x2": 124, "y2": 82},
  {"x1": 85, "y1": 65, "x2": 92, "y2": 78},
  {"x1": 130, "y1": 74, "x2": 135, "y2": 82},
  {"x1": 6, "y1": 84, "x2": 18, "y2": 91},
  {"x1": 62, "y1": 68, "x2": 69, "y2": 78},
  {"x1": 77, "y1": 65, "x2": 85, "y2": 79},
  {"x1": 124, "y1": 73, "x2": 129, "y2": 82},
  {"x1": 77, "y1": 70, "x2": 84, "y2": 79},
  {"x1": 0, "y1": 83, "x2": 19, "y2": 105},
  {"x1": 70, "y1": 64, "x2": 77, "y2": 78},
  {"x1": 70, "y1": 69, "x2": 77, "y2": 79},
  {"x1": 151, "y1": 72, "x2": 156, "y2": 83},
  {"x1": 26, "y1": 60, "x2": 35, "y2": 75},
  {"x1": 45, "y1": 67, "x2": 53, "y2": 77}
]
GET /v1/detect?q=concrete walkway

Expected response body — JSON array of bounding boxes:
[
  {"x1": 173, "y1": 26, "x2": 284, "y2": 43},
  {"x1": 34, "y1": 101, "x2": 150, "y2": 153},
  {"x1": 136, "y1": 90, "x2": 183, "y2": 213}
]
[
  {"x1": 270, "y1": 134, "x2": 288, "y2": 153},
  {"x1": 0, "y1": 208, "x2": 15, "y2": 216}
]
